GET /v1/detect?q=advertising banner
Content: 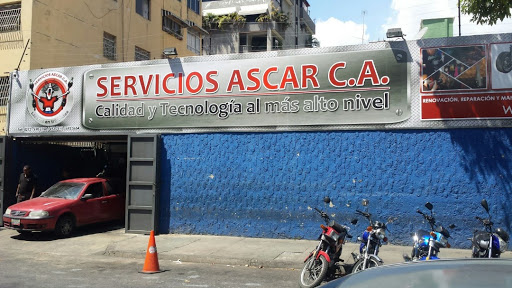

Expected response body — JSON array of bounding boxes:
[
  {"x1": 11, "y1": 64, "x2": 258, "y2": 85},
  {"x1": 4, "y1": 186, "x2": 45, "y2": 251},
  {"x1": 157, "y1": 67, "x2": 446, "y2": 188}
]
[
  {"x1": 8, "y1": 34, "x2": 512, "y2": 136},
  {"x1": 421, "y1": 43, "x2": 512, "y2": 120},
  {"x1": 82, "y1": 49, "x2": 410, "y2": 129}
]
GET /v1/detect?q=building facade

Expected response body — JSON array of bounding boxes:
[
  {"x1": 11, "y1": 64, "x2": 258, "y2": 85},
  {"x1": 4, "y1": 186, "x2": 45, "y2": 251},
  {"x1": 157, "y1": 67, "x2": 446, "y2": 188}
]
[
  {"x1": 0, "y1": 0, "x2": 205, "y2": 134},
  {"x1": 420, "y1": 17, "x2": 454, "y2": 39},
  {"x1": 202, "y1": 0, "x2": 315, "y2": 54},
  {"x1": 4, "y1": 33, "x2": 512, "y2": 248}
]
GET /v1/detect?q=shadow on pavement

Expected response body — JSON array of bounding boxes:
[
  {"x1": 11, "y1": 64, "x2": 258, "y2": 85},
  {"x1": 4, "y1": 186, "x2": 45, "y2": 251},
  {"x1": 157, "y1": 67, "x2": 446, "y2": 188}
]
[{"x1": 9, "y1": 220, "x2": 125, "y2": 241}]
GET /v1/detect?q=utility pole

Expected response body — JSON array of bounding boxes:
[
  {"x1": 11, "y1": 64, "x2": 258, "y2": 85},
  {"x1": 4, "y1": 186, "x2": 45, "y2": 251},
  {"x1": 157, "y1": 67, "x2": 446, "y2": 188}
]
[
  {"x1": 362, "y1": 10, "x2": 367, "y2": 44},
  {"x1": 458, "y1": 0, "x2": 461, "y2": 36}
]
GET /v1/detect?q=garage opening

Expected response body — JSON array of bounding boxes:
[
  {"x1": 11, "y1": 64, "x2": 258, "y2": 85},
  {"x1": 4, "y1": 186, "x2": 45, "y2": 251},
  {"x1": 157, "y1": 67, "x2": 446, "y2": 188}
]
[{"x1": 3, "y1": 136, "x2": 128, "y2": 218}]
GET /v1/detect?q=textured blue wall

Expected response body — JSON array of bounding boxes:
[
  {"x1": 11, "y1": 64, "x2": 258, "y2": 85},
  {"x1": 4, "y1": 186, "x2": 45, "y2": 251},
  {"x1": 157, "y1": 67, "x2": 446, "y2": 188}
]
[{"x1": 159, "y1": 129, "x2": 512, "y2": 248}]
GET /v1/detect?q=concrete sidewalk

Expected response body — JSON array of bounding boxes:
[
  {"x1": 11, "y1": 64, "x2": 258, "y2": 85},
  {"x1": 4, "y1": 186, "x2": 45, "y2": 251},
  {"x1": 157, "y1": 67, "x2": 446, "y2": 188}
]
[{"x1": 0, "y1": 227, "x2": 509, "y2": 269}]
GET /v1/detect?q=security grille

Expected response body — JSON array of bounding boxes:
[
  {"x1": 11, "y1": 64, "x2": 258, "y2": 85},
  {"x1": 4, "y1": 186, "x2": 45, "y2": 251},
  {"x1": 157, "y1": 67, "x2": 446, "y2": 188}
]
[
  {"x1": 0, "y1": 77, "x2": 9, "y2": 107},
  {"x1": 103, "y1": 32, "x2": 117, "y2": 60},
  {"x1": 135, "y1": 46, "x2": 150, "y2": 61},
  {"x1": 187, "y1": 30, "x2": 200, "y2": 55},
  {"x1": 162, "y1": 17, "x2": 182, "y2": 39},
  {"x1": 0, "y1": 6, "x2": 21, "y2": 33}
]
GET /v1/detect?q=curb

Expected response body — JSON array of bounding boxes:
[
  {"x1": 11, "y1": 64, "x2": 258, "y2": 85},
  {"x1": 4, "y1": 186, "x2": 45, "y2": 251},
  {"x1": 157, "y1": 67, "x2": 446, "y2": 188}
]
[{"x1": 103, "y1": 249, "x2": 304, "y2": 269}]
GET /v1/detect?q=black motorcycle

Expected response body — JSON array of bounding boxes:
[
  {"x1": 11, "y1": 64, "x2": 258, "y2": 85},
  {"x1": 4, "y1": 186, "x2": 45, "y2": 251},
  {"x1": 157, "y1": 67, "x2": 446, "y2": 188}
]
[{"x1": 470, "y1": 199, "x2": 510, "y2": 258}]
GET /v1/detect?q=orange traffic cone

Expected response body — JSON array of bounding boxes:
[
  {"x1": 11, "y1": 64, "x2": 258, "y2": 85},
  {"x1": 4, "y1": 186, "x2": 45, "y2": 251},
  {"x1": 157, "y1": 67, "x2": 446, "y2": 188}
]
[{"x1": 141, "y1": 230, "x2": 163, "y2": 273}]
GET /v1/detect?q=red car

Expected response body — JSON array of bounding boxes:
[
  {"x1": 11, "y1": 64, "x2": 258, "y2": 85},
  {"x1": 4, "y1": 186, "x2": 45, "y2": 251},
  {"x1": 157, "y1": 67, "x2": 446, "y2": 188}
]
[{"x1": 2, "y1": 178, "x2": 125, "y2": 237}]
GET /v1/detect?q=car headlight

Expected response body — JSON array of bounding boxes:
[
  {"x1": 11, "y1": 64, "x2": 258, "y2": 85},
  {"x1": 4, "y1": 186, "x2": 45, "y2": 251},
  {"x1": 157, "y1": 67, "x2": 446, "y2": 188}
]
[
  {"x1": 28, "y1": 210, "x2": 49, "y2": 218},
  {"x1": 5, "y1": 208, "x2": 11, "y2": 215}
]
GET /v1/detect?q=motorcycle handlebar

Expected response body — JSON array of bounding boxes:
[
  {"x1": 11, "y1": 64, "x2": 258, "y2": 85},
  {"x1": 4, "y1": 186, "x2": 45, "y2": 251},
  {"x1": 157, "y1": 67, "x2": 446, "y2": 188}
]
[
  {"x1": 356, "y1": 209, "x2": 371, "y2": 219},
  {"x1": 476, "y1": 216, "x2": 493, "y2": 226}
]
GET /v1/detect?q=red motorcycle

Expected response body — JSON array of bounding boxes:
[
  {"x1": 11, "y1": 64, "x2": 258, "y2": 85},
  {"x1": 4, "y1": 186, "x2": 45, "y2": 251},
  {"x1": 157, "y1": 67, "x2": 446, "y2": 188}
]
[{"x1": 299, "y1": 197, "x2": 352, "y2": 288}]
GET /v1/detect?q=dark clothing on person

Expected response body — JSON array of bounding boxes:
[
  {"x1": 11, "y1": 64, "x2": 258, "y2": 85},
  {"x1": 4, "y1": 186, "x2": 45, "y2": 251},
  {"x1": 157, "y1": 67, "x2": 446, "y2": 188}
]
[{"x1": 17, "y1": 172, "x2": 37, "y2": 202}]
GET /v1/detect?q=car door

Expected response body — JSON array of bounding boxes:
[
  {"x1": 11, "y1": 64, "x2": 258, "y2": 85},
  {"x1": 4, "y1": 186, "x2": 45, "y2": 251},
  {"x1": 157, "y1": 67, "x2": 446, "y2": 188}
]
[
  {"x1": 102, "y1": 180, "x2": 125, "y2": 221},
  {"x1": 73, "y1": 182, "x2": 106, "y2": 225}
]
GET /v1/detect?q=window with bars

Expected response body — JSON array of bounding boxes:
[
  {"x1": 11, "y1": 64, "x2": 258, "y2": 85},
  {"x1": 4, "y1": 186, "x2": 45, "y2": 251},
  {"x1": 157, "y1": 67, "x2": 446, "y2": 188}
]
[
  {"x1": 162, "y1": 17, "x2": 183, "y2": 39},
  {"x1": 136, "y1": 0, "x2": 150, "y2": 20},
  {"x1": 0, "y1": 77, "x2": 10, "y2": 107},
  {"x1": 135, "y1": 46, "x2": 150, "y2": 61},
  {"x1": 103, "y1": 32, "x2": 117, "y2": 60},
  {"x1": 187, "y1": 0, "x2": 200, "y2": 14},
  {"x1": 187, "y1": 30, "x2": 201, "y2": 55},
  {"x1": 0, "y1": 3, "x2": 21, "y2": 33}
]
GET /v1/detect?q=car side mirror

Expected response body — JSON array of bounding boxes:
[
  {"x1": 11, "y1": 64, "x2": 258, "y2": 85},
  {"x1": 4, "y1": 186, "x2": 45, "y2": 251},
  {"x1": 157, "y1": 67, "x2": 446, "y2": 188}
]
[
  {"x1": 81, "y1": 194, "x2": 93, "y2": 200},
  {"x1": 362, "y1": 199, "x2": 369, "y2": 206},
  {"x1": 481, "y1": 199, "x2": 489, "y2": 213},
  {"x1": 351, "y1": 218, "x2": 358, "y2": 225},
  {"x1": 425, "y1": 202, "x2": 433, "y2": 211}
]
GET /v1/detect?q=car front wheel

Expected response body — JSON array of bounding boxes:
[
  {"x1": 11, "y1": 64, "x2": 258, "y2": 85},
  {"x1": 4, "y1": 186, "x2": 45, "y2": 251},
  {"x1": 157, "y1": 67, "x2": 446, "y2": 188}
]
[{"x1": 54, "y1": 215, "x2": 74, "y2": 238}]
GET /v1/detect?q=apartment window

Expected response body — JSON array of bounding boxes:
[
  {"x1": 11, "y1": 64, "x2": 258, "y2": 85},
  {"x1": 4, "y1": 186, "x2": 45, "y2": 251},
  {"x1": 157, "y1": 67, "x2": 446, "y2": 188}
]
[
  {"x1": 103, "y1": 32, "x2": 117, "y2": 60},
  {"x1": 0, "y1": 3, "x2": 21, "y2": 32},
  {"x1": 163, "y1": 17, "x2": 183, "y2": 39},
  {"x1": 187, "y1": 0, "x2": 200, "y2": 14},
  {"x1": 136, "y1": 0, "x2": 150, "y2": 20},
  {"x1": 187, "y1": 30, "x2": 200, "y2": 55},
  {"x1": 0, "y1": 77, "x2": 9, "y2": 106},
  {"x1": 135, "y1": 46, "x2": 150, "y2": 61}
]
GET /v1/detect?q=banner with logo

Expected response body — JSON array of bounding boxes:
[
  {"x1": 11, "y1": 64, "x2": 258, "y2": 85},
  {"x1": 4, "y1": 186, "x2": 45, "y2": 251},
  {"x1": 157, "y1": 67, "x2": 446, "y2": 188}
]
[
  {"x1": 8, "y1": 34, "x2": 512, "y2": 136},
  {"x1": 8, "y1": 48, "x2": 410, "y2": 134}
]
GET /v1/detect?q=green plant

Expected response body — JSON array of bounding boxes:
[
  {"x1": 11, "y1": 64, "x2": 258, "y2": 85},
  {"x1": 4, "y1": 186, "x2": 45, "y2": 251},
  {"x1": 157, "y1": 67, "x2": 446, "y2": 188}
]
[
  {"x1": 202, "y1": 13, "x2": 218, "y2": 30},
  {"x1": 217, "y1": 12, "x2": 246, "y2": 29},
  {"x1": 255, "y1": 3, "x2": 290, "y2": 29}
]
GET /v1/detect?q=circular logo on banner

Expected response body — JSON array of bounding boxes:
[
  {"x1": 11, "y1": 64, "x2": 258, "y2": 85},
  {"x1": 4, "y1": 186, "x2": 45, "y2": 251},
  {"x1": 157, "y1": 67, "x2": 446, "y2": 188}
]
[{"x1": 27, "y1": 72, "x2": 74, "y2": 126}]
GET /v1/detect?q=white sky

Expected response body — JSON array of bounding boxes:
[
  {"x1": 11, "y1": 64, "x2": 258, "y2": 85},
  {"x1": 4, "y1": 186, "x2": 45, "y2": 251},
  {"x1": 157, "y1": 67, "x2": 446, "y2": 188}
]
[{"x1": 310, "y1": 0, "x2": 512, "y2": 47}]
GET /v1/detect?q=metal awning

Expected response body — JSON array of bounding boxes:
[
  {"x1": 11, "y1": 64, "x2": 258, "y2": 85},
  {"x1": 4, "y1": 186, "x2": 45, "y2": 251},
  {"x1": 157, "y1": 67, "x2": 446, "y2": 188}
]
[
  {"x1": 238, "y1": 4, "x2": 268, "y2": 16},
  {"x1": 161, "y1": 9, "x2": 189, "y2": 27},
  {"x1": 202, "y1": 7, "x2": 237, "y2": 16},
  {"x1": 187, "y1": 21, "x2": 209, "y2": 35}
]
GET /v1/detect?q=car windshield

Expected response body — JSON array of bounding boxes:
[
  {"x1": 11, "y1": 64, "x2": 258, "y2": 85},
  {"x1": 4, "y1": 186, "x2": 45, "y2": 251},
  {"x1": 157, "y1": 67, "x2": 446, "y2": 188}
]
[{"x1": 40, "y1": 182, "x2": 86, "y2": 200}]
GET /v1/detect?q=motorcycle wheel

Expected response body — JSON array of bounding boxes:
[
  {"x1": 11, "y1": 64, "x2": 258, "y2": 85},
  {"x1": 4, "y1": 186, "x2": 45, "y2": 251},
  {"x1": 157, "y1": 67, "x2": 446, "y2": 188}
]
[
  {"x1": 299, "y1": 255, "x2": 329, "y2": 288},
  {"x1": 352, "y1": 257, "x2": 381, "y2": 273},
  {"x1": 496, "y1": 52, "x2": 512, "y2": 73}
]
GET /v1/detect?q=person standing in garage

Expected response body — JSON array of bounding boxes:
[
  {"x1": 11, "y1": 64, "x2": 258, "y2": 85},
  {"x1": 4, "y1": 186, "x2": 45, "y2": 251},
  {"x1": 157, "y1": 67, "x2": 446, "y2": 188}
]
[{"x1": 15, "y1": 165, "x2": 38, "y2": 203}]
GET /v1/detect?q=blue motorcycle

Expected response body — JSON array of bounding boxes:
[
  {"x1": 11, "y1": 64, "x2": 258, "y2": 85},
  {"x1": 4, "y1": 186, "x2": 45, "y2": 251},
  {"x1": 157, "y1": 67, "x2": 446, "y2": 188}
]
[
  {"x1": 350, "y1": 199, "x2": 392, "y2": 272},
  {"x1": 471, "y1": 199, "x2": 509, "y2": 258},
  {"x1": 403, "y1": 202, "x2": 455, "y2": 261}
]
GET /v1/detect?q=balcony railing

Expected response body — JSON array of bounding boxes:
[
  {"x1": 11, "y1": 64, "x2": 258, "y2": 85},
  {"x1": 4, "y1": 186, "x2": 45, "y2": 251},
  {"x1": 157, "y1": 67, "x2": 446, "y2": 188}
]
[
  {"x1": 0, "y1": 8, "x2": 21, "y2": 33},
  {"x1": 300, "y1": 8, "x2": 315, "y2": 34}
]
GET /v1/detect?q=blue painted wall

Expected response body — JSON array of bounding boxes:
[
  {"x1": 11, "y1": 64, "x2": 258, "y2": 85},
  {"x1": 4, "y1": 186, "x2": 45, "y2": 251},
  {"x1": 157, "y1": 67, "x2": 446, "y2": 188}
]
[{"x1": 159, "y1": 129, "x2": 512, "y2": 248}]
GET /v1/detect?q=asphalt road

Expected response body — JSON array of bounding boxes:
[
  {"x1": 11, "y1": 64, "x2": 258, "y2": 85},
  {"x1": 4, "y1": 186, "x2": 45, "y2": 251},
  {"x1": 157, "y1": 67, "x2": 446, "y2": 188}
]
[{"x1": 0, "y1": 241, "x2": 302, "y2": 288}]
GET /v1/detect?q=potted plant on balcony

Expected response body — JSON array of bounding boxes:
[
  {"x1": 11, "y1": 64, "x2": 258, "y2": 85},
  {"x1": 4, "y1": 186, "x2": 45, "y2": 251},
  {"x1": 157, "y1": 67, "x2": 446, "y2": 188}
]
[
  {"x1": 256, "y1": 4, "x2": 290, "y2": 30},
  {"x1": 203, "y1": 13, "x2": 219, "y2": 31},
  {"x1": 218, "y1": 12, "x2": 246, "y2": 30}
]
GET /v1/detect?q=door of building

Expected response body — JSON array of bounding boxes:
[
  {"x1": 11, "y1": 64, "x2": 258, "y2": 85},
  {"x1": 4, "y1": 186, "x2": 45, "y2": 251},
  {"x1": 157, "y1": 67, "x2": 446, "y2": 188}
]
[{"x1": 125, "y1": 135, "x2": 160, "y2": 234}]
